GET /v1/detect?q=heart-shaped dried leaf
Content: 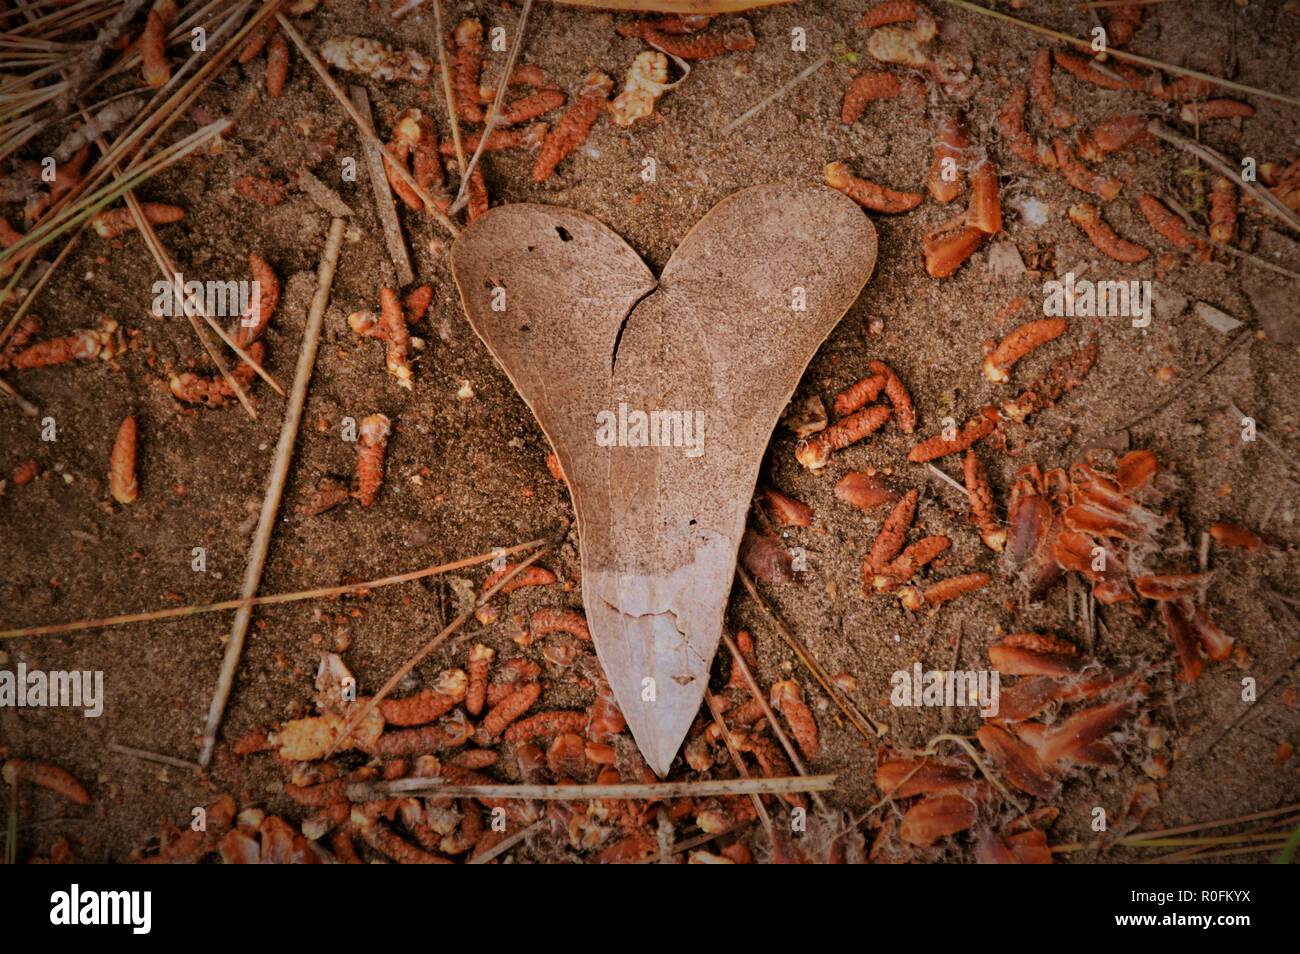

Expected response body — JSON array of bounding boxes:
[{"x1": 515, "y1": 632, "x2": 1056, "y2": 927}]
[{"x1": 451, "y1": 184, "x2": 876, "y2": 774}]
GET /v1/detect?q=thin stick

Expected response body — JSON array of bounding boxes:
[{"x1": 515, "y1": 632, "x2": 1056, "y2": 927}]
[
  {"x1": 275, "y1": 12, "x2": 461, "y2": 239},
  {"x1": 1146, "y1": 122, "x2": 1300, "y2": 234},
  {"x1": 738, "y1": 567, "x2": 887, "y2": 740},
  {"x1": 349, "y1": 85, "x2": 415, "y2": 286},
  {"x1": 705, "y1": 688, "x2": 774, "y2": 841},
  {"x1": 1141, "y1": 842, "x2": 1287, "y2": 863},
  {"x1": 934, "y1": 0, "x2": 1300, "y2": 108},
  {"x1": 102, "y1": 132, "x2": 282, "y2": 407},
  {"x1": 430, "y1": 0, "x2": 466, "y2": 177},
  {"x1": 467, "y1": 819, "x2": 544, "y2": 863},
  {"x1": 0, "y1": 376, "x2": 38, "y2": 416},
  {"x1": 1191, "y1": 596, "x2": 1300, "y2": 760},
  {"x1": 926, "y1": 462, "x2": 967, "y2": 497},
  {"x1": 449, "y1": 0, "x2": 534, "y2": 214},
  {"x1": 324, "y1": 528, "x2": 568, "y2": 758},
  {"x1": 109, "y1": 743, "x2": 201, "y2": 772},
  {"x1": 722, "y1": 53, "x2": 827, "y2": 136},
  {"x1": 1054, "y1": 802, "x2": 1300, "y2": 852},
  {"x1": 720, "y1": 631, "x2": 829, "y2": 816},
  {"x1": 350, "y1": 774, "x2": 838, "y2": 802},
  {"x1": 0, "y1": 536, "x2": 552, "y2": 640},
  {"x1": 1227, "y1": 402, "x2": 1300, "y2": 483},
  {"x1": 1112, "y1": 328, "x2": 1250, "y2": 433},
  {"x1": 925, "y1": 732, "x2": 1026, "y2": 813},
  {"x1": 198, "y1": 216, "x2": 346, "y2": 767}
]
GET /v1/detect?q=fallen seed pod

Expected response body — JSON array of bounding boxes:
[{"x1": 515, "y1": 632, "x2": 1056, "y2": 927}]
[
  {"x1": 967, "y1": 159, "x2": 1002, "y2": 234},
  {"x1": 770, "y1": 680, "x2": 819, "y2": 760},
  {"x1": 167, "y1": 341, "x2": 263, "y2": 407},
  {"x1": 1053, "y1": 50, "x2": 1149, "y2": 93},
  {"x1": 1115, "y1": 448, "x2": 1158, "y2": 492},
  {"x1": 875, "y1": 752, "x2": 974, "y2": 798},
  {"x1": 379, "y1": 670, "x2": 467, "y2": 726},
  {"x1": 385, "y1": 109, "x2": 424, "y2": 211},
  {"x1": 872, "y1": 534, "x2": 949, "y2": 591},
  {"x1": 989, "y1": 632, "x2": 1081, "y2": 676},
  {"x1": 840, "y1": 71, "x2": 910, "y2": 125},
  {"x1": 833, "y1": 372, "x2": 885, "y2": 417},
  {"x1": 834, "y1": 471, "x2": 897, "y2": 510},
  {"x1": 1000, "y1": 335, "x2": 1098, "y2": 424},
  {"x1": 1053, "y1": 138, "x2": 1121, "y2": 201},
  {"x1": 476, "y1": 681, "x2": 541, "y2": 742},
  {"x1": 1209, "y1": 521, "x2": 1263, "y2": 552},
  {"x1": 640, "y1": 20, "x2": 755, "y2": 60},
  {"x1": 374, "y1": 710, "x2": 474, "y2": 756},
  {"x1": 982, "y1": 318, "x2": 1067, "y2": 384},
  {"x1": 824, "y1": 161, "x2": 922, "y2": 213},
  {"x1": 140, "y1": 10, "x2": 170, "y2": 88},
  {"x1": 1, "y1": 758, "x2": 92, "y2": 806},
  {"x1": 1030, "y1": 48, "x2": 1072, "y2": 129},
  {"x1": 411, "y1": 115, "x2": 448, "y2": 207},
  {"x1": 1106, "y1": 3, "x2": 1144, "y2": 47},
  {"x1": 10, "y1": 318, "x2": 120, "y2": 370},
  {"x1": 0, "y1": 314, "x2": 39, "y2": 369},
  {"x1": 450, "y1": 18, "x2": 484, "y2": 121},
  {"x1": 355, "y1": 413, "x2": 391, "y2": 506},
  {"x1": 240, "y1": 20, "x2": 275, "y2": 64},
  {"x1": 963, "y1": 451, "x2": 1004, "y2": 551},
  {"x1": 997, "y1": 86, "x2": 1056, "y2": 168},
  {"x1": 1208, "y1": 177, "x2": 1237, "y2": 244},
  {"x1": 234, "y1": 175, "x2": 287, "y2": 206},
  {"x1": 91, "y1": 202, "x2": 184, "y2": 238},
  {"x1": 109, "y1": 414, "x2": 138, "y2": 504},
  {"x1": 466, "y1": 163, "x2": 489, "y2": 222},
  {"x1": 975, "y1": 724, "x2": 1057, "y2": 798},
  {"x1": 1134, "y1": 572, "x2": 1211, "y2": 601},
  {"x1": 870, "y1": 359, "x2": 916, "y2": 432},
  {"x1": 501, "y1": 89, "x2": 566, "y2": 125},
  {"x1": 1068, "y1": 203, "x2": 1148, "y2": 263},
  {"x1": 441, "y1": 124, "x2": 546, "y2": 156},
  {"x1": 466, "y1": 644, "x2": 494, "y2": 717},
  {"x1": 857, "y1": 0, "x2": 931, "y2": 28},
  {"x1": 1135, "y1": 193, "x2": 1210, "y2": 261},
  {"x1": 533, "y1": 72, "x2": 612, "y2": 182},
  {"x1": 483, "y1": 563, "x2": 557, "y2": 594},
  {"x1": 761, "y1": 487, "x2": 813, "y2": 527},
  {"x1": 529, "y1": 606, "x2": 591, "y2": 642},
  {"x1": 379, "y1": 286, "x2": 413, "y2": 389},
  {"x1": 1179, "y1": 99, "x2": 1254, "y2": 123},
  {"x1": 1077, "y1": 114, "x2": 1153, "y2": 163},
  {"x1": 899, "y1": 794, "x2": 978, "y2": 846},
  {"x1": 353, "y1": 811, "x2": 451, "y2": 863},
  {"x1": 907, "y1": 408, "x2": 997, "y2": 462},
  {"x1": 320, "y1": 34, "x2": 430, "y2": 84},
  {"x1": 267, "y1": 31, "x2": 290, "y2": 97},
  {"x1": 235, "y1": 252, "x2": 279, "y2": 347},
  {"x1": 867, "y1": 488, "x2": 917, "y2": 571},
  {"x1": 922, "y1": 224, "x2": 986, "y2": 278},
  {"x1": 478, "y1": 63, "x2": 557, "y2": 100},
  {"x1": 925, "y1": 113, "x2": 968, "y2": 204},
  {"x1": 795, "y1": 403, "x2": 891, "y2": 470},
  {"x1": 610, "y1": 51, "x2": 670, "y2": 128},
  {"x1": 1158, "y1": 75, "x2": 1214, "y2": 102},
  {"x1": 1161, "y1": 600, "x2": 1204, "y2": 682},
  {"x1": 1181, "y1": 598, "x2": 1234, "y2": 662},
  {"x1": 504, "y1": 710, "x2": 588, "y2": 746},
  {"x1": 898, "y1": 571, "x2": 990, "y2": 610}
]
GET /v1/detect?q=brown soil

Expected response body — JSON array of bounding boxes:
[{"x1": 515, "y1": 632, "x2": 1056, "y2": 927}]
[{"x1": 1, "y1": 0, "x2": 1297, "y2": 863}]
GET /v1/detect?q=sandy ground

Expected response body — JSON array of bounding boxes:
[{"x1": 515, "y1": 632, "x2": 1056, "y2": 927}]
[{"x1": 1, "y1": 0, "x2": 1298, "y2": 862}]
